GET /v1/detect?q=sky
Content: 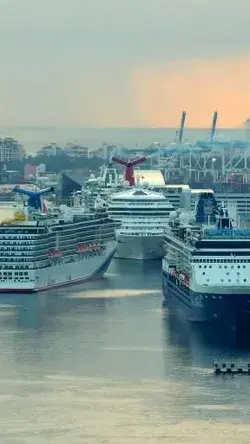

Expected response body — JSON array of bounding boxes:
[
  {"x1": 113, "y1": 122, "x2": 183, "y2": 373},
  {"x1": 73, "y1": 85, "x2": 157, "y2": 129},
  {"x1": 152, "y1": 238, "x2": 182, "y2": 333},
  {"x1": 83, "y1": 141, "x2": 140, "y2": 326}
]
[{"x1": 0, "y1": 0, "x2": 249, "y2": 127}]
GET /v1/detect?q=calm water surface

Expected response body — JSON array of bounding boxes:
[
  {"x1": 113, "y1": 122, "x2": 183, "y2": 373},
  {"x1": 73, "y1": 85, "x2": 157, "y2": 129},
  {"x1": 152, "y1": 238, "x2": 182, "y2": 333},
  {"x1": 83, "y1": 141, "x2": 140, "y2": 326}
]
[{"x1": 0, "y1": 257, "x2": 250, "y2": 443}]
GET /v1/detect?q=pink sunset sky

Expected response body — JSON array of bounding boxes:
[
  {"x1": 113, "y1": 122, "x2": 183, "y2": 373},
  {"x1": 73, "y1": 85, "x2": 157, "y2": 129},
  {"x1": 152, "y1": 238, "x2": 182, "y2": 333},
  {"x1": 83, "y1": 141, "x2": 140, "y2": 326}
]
[{"x1": 0, "y1": 0, "x2": 249, "y2": 127}]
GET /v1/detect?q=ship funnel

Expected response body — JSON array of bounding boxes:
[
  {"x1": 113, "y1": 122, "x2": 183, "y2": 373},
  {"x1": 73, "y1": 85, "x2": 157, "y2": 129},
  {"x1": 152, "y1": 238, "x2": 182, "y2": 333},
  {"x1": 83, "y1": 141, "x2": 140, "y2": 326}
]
[
  {"x1": 13, "y1": 186, "x2": 54, "y2": 211},
  {"x1": 111, "y1": 156, "x2": 147, "y2": 186},
  {"x1": 195, "y1": 192, "x2": 218, "y2": 224}
]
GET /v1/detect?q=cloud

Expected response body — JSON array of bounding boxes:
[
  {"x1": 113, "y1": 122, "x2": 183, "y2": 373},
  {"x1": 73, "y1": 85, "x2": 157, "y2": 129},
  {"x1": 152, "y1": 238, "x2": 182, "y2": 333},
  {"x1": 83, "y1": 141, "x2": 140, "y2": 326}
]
[
  {"x1": 0, "y1": 0, "x2": 249, "y2": 126},
  {"x1": 133, "y1": 57, "x2": 250, "y2": 127},
  {"x1": 1, "y1": 0, "x2": 250, "y2": 57}
]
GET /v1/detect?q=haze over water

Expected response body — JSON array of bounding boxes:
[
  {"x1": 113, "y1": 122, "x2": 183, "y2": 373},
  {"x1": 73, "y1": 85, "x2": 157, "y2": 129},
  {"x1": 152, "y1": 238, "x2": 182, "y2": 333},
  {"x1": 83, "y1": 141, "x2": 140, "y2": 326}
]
[{"x1": 0, "y1": 127, "x2": 248, "y2": 154}]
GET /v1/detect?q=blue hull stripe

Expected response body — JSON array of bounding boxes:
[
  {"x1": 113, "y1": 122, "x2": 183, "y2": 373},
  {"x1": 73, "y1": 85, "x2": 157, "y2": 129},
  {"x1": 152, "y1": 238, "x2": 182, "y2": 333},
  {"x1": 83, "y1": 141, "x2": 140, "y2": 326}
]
[{"x1": 162, "y1": 270, "x2": 250, "y2": 327}]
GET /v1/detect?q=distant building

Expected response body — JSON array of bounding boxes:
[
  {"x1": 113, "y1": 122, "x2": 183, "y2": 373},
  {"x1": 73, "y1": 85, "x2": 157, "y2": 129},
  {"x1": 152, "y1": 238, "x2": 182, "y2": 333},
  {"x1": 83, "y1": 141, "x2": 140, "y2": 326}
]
[
  {"x1": 37, "y1": 144, "x2": 64, "y2": 157},
  {"x1": 36, "y1": 163, "x2": 46, "y2": 174},
  {"x1": 24, "y1": 164, "x2": 37, "y2": 180},
  {"x1": 38, "y1": 143, "x2": 89, "y2": 158},
  {"x1": 65, "y1": 144, "x2": 88, "y2": 158},
  {"x1": 134, "y1": 169, "x2": 165, "y2": 186},
  {"x1": 60, "y1": 170, "x2": 89, "y2": 200},
  {"x1": 24, "y1": 163, "x2": 46, "y2": 180},
  {"x1": 88, "y1": 150, "x2": 98, "y2": 158},
  {"x1": 89, "y1": 144, "x2": 116, "y2": 159},
  {"x1": 0, "y1": 138, "x2": 25, "y2": 162},
  {"x1": 0, "y1": 170, "x2": 22, "y2": 185}
]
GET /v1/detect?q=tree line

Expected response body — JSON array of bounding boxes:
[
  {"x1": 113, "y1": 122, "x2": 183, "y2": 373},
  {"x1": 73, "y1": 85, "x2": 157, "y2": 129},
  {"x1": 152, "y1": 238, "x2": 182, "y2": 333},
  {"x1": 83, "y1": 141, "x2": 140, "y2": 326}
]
[{"x1": 1, "y1": 153, "x2": 104, "y2": 175}]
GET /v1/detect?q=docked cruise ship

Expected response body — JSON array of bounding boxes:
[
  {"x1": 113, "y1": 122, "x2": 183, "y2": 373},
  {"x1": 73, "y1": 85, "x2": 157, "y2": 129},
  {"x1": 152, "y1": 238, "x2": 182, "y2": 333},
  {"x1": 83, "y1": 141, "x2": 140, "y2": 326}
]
[
  {"x1": 108, "y1": 188, "x2": 174, "y2": 259},
  {"x1": 0, "y1": 187, "x2": 117, "y2": 292},
  {"x1": 162, "y1": 191, "x2": 250, "y2": 330}
]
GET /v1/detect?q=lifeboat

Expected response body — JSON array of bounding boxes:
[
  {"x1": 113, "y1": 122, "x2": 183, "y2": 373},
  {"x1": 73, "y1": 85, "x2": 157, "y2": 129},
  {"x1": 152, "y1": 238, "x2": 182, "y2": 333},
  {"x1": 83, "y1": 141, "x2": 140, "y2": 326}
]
[
  {"x1": 169, "y1": 267, "x2": 177, "y2": 276},
  {"x1": 179, "y1": 272, "x2": 190, "y2": 286},
  {"x1": 172, "y1": 270, "x2": 190, "y2": 286},
  {"x1": 93, "y1": 243, "x2": 102, "y2": 252},
  {"x1": 49, "y1": 249, "x2": 62, "y2": 257},
  {"x1": 86, "y1": 243, "x2": 95, "y2": 251},
  {"x1": 76, "y1": 244, "x2": 89, "y2": 253},
  {"x1": 76, "y1": 243, "x2": 102, "y2": 253},
  {"x1": 14, "y1": 211, "x2": 26, "y2": 221}
]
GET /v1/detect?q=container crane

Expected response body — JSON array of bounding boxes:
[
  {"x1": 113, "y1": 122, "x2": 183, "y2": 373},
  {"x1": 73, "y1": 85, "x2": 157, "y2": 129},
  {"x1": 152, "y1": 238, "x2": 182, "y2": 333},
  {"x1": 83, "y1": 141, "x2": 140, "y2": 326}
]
[
  {"x1": 210, "y1": 111, "x2": 218, "y2": 142},
  {"x1": 178, "y1": 110, "x2": 186, "y2": 144}
]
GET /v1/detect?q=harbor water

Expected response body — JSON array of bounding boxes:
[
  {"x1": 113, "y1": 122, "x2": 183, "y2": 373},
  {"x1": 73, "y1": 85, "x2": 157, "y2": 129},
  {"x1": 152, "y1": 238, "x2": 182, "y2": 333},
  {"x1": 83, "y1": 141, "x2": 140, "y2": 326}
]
[
  {"x1": 1, "y1": 203, "x2": 250, "y2": 442},
  {"x1": 0, "y1": 258, "x2": 250, "y2": 442}
]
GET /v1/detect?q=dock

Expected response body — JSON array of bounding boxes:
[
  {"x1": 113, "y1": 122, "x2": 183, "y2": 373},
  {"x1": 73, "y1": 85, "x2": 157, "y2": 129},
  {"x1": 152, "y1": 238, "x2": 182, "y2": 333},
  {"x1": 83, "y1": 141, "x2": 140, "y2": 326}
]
[{"x1": 214, "y1": 361, "x2": 250, "y2": 375}]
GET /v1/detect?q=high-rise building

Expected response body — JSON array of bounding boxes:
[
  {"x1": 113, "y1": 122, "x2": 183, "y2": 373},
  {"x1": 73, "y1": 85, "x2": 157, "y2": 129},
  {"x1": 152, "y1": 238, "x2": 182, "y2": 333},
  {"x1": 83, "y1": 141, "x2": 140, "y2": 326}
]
[{"x1": 0, "y1": 138, "x2": 25, "y2": 162}]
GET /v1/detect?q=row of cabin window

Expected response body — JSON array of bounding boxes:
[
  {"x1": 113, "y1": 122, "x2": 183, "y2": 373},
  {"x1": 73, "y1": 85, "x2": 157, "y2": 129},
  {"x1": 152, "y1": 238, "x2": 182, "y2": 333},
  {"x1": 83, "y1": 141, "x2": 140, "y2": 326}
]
[
  {"x1": 192, "y1": 259, "x2": 249, "y2": 263},
  {"x1": 0, "y1": 258, "x2": 44, "y2": 262},
  {"x1": 0, "y1": 266, "x2": 31, "y2": 269},
  {"x1": 0, "y1": 236, "x2": 47, "y2": 240},
  {"x1": 0, "y1": 278, "x2": 29, "y2": 281},
  {"x1": 204, "y1": 278, "x2": 247, "y2": 283},
  {"x1": 1, "y1": 241, "x2": 51, "y2": 245},
  {"x1": 0, "y1": 271, "x2": 29, "y2": 276},
  {"x1": 201, "y1": 265, "x2": 245, "y2": 269}
]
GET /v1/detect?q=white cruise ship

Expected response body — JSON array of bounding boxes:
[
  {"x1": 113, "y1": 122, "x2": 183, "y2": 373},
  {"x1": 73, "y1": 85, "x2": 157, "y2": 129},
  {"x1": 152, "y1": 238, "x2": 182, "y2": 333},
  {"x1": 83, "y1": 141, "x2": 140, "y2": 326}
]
[
  {"x1": 0, "y1": 187, "x2": 117, "y2": 292},
  {"x1": 162, "y1": 191, "x2": 250, "y2": 331},
  {"x1": 107, "y1": 188, "x2": 174, "y2": 259}
]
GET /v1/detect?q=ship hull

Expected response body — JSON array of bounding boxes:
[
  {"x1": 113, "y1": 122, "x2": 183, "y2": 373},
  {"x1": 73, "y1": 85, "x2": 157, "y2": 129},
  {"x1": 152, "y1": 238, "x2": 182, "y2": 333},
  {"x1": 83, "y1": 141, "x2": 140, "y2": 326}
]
[
  {"x1": 0, "y1": 241, "x2": 116, "y2": 293},
  {"x1": 115, "y1": 234, "x2": 164, "y2": 260},
  {"x1": 162, "y1": 270, "x2": 250, "y2": 330}
]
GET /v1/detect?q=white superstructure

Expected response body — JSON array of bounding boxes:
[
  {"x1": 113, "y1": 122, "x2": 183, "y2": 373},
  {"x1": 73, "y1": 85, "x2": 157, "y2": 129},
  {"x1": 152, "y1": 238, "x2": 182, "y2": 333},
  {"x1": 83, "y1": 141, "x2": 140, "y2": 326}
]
[
  {"x1": 107, "y1": 188, "x2": 174, "y2": 259},
  {"x1": 162, "y1": 192, "x2": 250, "y2": 327}
]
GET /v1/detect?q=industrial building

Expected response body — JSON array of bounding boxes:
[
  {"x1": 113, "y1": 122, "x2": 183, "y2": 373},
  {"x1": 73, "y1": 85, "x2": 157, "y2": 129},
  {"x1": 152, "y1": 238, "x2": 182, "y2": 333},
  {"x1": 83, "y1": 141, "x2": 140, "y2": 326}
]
[{"x1": 60, "y1": 170, "x2": 88, "y2": 200}]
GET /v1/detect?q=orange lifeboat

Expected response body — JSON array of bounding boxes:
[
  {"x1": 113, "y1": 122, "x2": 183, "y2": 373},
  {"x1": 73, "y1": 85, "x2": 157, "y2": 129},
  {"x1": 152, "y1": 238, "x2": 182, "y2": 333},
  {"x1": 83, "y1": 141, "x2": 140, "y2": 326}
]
[
  {"x1": 179, "y1": 273, "x2": 185, "y2": 281},
  {"x1": 76, "y1": 243, "x2": 86, "y2": 253},
  {"x1": 49, "y1": 249, "x2": 62, "y2": 257}
]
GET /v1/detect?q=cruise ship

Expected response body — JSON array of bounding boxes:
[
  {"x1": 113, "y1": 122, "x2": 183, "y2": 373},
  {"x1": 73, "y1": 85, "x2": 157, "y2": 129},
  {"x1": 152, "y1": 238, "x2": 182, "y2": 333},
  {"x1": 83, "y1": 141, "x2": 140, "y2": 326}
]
[
  {"x1": 107, "y1": 188, "x2": 174, "y2": 259},
  {"x1": 0, "y1": 186, "x2": 117, "y2": 292},
  {"x1": 162, "y1": 191, "x2": 250, "y2": 330}
]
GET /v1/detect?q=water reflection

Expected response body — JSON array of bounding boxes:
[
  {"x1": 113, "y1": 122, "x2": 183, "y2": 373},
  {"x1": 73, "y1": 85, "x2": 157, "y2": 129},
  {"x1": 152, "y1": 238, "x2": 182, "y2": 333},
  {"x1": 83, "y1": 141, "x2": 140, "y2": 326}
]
[
  {"x1": 109, "y1": 258, "x2": 162, "y2": 289},
  {"x1": 0, "y1": 286, "x2": 113, "y2": 332},
  {"x1": 0, "y1": 259, "x2": 163, "y2": 381},
  {"x1": 162, "y1": 311, "x2": 250, "y2": 374}
]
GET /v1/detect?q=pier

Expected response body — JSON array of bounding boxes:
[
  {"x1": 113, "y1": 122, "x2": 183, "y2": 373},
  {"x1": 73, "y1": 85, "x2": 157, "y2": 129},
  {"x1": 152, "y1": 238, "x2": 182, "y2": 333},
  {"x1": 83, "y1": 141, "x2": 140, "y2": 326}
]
[{"x1": 214, "y1": 361, "x2": 250, "y2": 375}]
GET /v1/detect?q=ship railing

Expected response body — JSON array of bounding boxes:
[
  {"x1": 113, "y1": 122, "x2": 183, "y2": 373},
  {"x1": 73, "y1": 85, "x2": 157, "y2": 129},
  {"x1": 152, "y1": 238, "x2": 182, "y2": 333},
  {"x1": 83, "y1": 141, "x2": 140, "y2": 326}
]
[{"x1": 204, "y1": 228, "x2": 250, "y2": 239}]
